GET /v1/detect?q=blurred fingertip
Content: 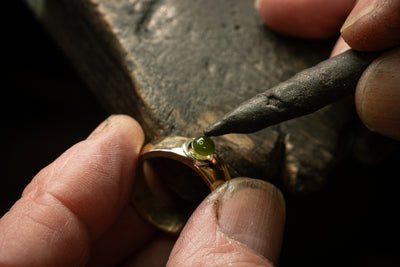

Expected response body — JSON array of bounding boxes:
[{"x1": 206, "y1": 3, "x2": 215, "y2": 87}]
[
  {"x1": 356, "y1": 48, "x2": 400, "y2": 140},
  {"x1": 257, "y1": 0, "x2": 355, "y2": 39}
]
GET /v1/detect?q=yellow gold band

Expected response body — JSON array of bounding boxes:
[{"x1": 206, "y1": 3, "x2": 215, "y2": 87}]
[{"x1": 131, "y1": 136, "x2": 230, "y2": 235}]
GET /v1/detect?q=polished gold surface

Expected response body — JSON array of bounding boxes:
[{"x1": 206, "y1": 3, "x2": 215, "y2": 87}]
[{"x1": 132, "y1": 136, "x2": 231, "y2": 235}]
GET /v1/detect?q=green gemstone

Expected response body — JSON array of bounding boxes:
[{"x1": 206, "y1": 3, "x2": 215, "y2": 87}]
[{"x1": 192, "y1": 136, "x2": 215, "y2": 156}]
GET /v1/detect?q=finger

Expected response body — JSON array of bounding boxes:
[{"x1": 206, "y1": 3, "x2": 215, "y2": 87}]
[
  {"x1": 341, "y1": 0, "x2": 400, "y2": 51},
  {"x1": 121, "y1": 234, "x2": 176, "y2": 267},
  {"x1": 168, "y1": 178, "x2": 285, "y2": 266},
  {"x1": 256, "y1": 0, "x2": 356, "y2": 39},
  {"x1": 355, "y1": 47, "x2": 400, "y2": 140},
  {"x1": 0, "y1": 115, "x2": 152, "y2": 266},
  {"x1": 330, "y1": 36, "x2": 351, "y2": 57},
  {"x1": 87, "y1": 203, "x2": 157, "y2": 266}
]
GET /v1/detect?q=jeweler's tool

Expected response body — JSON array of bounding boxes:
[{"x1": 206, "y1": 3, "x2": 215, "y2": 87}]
[{"x1": 204, "y1": 49, "x2": 383, "y2": 136}]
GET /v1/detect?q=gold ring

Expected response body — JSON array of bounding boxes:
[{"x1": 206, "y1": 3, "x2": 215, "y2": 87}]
[{"x1": 132, "y1": 136, "x2": 231, "y2": 235}]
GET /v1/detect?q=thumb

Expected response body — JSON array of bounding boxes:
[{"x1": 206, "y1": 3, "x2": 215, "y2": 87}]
[{"x1": 167, "y1": 178, "x2": 285, "y2": 266}]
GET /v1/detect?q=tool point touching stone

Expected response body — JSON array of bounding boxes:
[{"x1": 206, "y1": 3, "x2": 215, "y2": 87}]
[{"x1": 192, "y1": 136, "x2": 215, "y2": 156}]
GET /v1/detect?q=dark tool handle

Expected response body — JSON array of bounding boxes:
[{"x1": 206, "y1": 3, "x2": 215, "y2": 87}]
[{"x1": 205, "y1": 49, "x2": 382, "y2": 136}]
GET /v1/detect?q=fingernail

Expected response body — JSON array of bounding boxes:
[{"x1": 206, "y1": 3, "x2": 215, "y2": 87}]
[
  {"x1": 217, "y1": 178, "x2": 285, "y2": 264},
  {"x1": 87, "y1": 115, "x2": 113, "y2": 139},
  {"x1": 355, "y1": 48, "x2": 400, "y2": 140},
  {"x1": 341, "y1": 0, "x2": 375, "y2": 33}
]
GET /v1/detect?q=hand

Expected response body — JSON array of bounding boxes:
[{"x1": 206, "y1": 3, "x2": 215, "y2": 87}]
[
  {"x1": 257, "y1": 0, "x2": 400, "y2": 140},
  {"x1": 0, "y1": 115, "x2": 285, "y2": 266}
]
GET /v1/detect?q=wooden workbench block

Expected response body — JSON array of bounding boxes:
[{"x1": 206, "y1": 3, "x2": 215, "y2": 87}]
[{"x1": 24, "y1": 0, "x2": 353, "y2": 193}]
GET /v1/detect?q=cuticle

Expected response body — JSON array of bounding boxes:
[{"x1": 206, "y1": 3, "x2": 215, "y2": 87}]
[{"x1": 212, "y1": 180, "x2": 230, "y2": 220}]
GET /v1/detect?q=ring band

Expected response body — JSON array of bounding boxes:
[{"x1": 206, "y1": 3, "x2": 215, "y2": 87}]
[{"x1": 132, "y1": 136, "x2": 231, "y2": 235}]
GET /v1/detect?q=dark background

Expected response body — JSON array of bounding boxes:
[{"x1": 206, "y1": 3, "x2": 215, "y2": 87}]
[
  {"x1": 2, "y1": 2, "x2": 107, "y2": 215},
  {"x1": 2, "y1": 1, "x2": 399, "y2": 266}
]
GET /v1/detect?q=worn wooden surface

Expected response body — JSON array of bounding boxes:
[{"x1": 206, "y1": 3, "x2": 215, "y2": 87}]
[{"x1": 25, "y1": 0, "x2": 354, "y2": 193}]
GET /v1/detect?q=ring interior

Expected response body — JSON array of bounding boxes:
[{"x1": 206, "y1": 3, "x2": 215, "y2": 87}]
[{"x1": 132, "y1": 154, "x2": 211, "y2": 234}]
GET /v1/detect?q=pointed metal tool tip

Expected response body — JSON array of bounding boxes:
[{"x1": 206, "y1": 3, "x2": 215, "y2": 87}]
[{"x1": 203, "y1": 121, "x2": 225, "y2": 137}]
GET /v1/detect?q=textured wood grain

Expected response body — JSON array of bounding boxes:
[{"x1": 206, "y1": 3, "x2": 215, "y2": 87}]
[{"x1": 24, "y1": 0, "x2": 353, "y2": 193}]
